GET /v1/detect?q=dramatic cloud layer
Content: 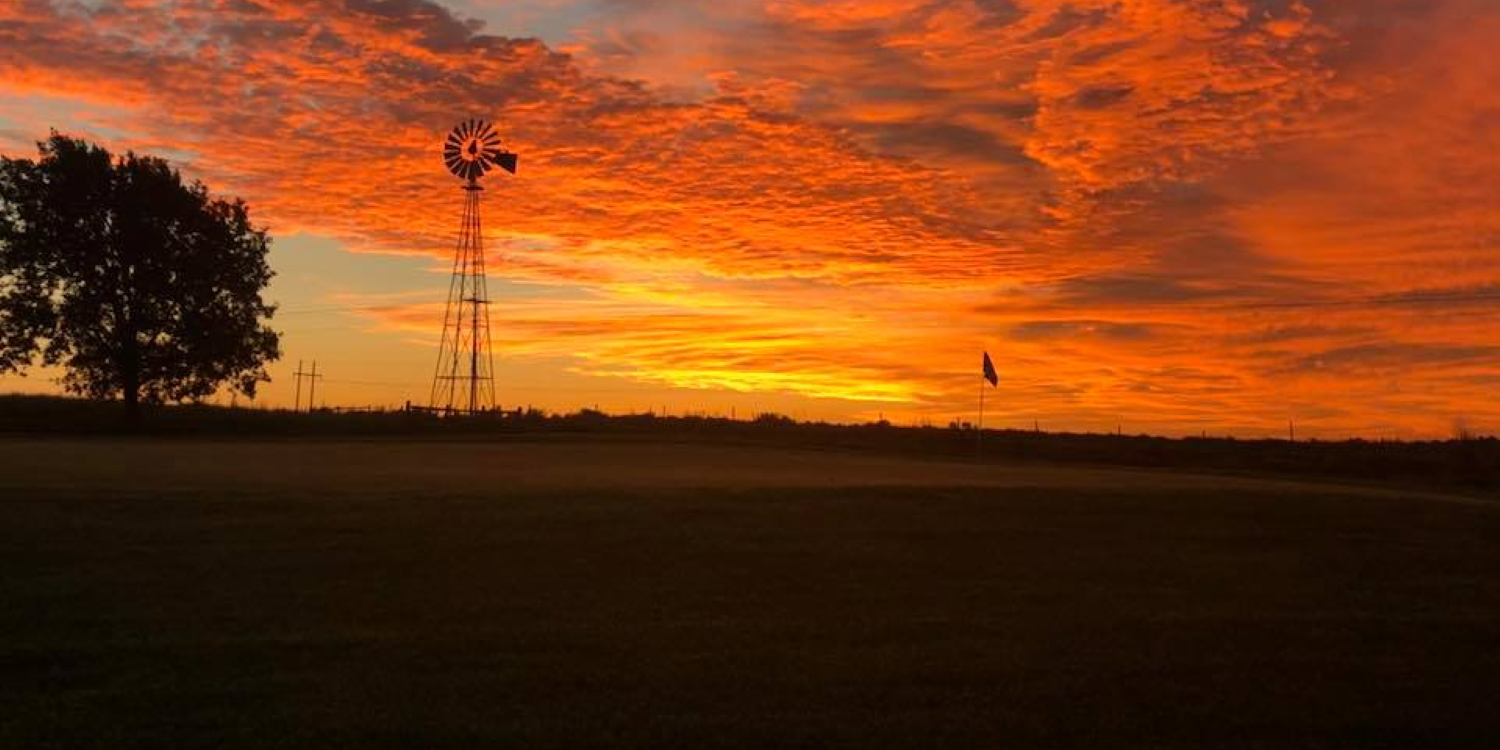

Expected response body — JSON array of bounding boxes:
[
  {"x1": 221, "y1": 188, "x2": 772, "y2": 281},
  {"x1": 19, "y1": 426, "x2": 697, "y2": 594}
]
[{"x1": 1, "y1": 0, "x2": 1496, "y2": 436}]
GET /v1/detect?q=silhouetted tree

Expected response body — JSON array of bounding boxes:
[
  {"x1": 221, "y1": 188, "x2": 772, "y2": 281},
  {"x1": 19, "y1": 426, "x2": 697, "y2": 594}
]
[{"x1": 0, "y1": 133, "x2": 279, "y2": 424}]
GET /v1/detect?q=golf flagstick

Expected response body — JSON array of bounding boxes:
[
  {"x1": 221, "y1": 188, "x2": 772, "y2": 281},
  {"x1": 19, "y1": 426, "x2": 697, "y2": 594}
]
[{"x1": 977, "y1": 370, "x2": 985, "y2": 463}]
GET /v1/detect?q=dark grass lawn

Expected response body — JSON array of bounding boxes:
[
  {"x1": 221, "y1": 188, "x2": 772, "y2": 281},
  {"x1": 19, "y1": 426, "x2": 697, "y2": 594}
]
[{"x1": 2, "y1": 439, "x2": 1498, "y2": 748}]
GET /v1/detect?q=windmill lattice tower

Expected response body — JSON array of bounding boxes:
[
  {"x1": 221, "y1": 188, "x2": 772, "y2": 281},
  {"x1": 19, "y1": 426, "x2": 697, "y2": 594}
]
[{"x1": 430, "y1": 119, "x2": 518, "y2": 415}]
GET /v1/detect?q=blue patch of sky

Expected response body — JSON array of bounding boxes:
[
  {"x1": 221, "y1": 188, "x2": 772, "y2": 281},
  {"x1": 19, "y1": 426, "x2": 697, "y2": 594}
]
[{"x1": 442, "y1": 0, "x2": 612, "y2": 46}]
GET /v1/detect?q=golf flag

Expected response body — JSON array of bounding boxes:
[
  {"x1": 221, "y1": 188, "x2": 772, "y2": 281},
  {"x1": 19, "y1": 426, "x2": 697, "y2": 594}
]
[{"x1": 982, "y1": 352, "x2": 998, "y2": 387}]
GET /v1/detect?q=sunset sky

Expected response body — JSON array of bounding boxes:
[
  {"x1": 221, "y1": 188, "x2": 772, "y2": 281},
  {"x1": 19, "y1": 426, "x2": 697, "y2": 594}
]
[{"x1": 1, "y1": 0, "x2": 1496, "y2": 438}]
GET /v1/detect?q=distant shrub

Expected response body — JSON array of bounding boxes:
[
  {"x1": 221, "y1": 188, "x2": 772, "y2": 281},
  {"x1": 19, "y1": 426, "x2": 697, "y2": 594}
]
[{"x1": 754, "y1": 412, "x2": 795, "y2": 426}]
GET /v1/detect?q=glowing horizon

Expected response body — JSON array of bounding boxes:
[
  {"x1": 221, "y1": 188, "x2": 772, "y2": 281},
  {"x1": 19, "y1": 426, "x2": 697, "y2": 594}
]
[{"x1": 1, "y1": 0, "x2": 1497, "y2": 439}]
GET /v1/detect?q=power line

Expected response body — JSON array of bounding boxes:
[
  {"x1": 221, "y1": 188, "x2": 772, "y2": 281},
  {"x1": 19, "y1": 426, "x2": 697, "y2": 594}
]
[
  {"x1": 277, "y1": 303, "x2": 421, "y2": 317},
  {"x1": 317, "y1": 380, "x2": 699, "y2": 394},
  {"x1": 273, "y1": 290, "x2": 1500, "y2": 320},
  {"x1": 320, "y1": 378, "x2": 417, "y2": 388}
]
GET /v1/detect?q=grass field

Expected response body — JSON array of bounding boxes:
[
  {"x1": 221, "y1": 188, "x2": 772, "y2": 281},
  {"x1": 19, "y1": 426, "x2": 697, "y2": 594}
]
[{"x1": 3, "y1": 438, "x2": 1498, "y2": 748}]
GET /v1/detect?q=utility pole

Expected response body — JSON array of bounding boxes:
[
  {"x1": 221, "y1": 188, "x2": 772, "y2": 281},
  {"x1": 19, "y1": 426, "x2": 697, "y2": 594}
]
[
  {"x1": 293, "y1": 360, "x2": 306, "y2": 412},
  {"x1": 294, "y1": 360, "x2": 323, "y2": 413},
  {"x1": 308, "y1": 361, "x2": 322, "y2": 412}
]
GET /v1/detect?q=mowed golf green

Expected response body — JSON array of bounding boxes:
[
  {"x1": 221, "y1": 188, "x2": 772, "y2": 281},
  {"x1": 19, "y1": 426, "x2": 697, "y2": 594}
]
[{"x1": 2, "y1": 438, "x2": 1497, "y2": 748}]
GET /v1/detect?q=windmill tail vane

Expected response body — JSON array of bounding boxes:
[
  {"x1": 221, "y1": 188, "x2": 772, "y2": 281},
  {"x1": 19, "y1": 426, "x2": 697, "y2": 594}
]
[{"x1": 430, "y1": 118, "x2": 518, "y2": 416}]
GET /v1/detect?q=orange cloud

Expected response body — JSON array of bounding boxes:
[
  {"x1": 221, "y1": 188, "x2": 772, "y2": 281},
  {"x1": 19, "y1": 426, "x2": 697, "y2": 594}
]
[{"x1": 1, "y1": 0, "x2": 1496, "y2": 437}]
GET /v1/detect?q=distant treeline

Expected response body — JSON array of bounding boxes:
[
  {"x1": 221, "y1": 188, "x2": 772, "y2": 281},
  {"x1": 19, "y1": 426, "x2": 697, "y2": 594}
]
[{"x1": 1, "y1": 395, "x2": 1495, "y2": 494}]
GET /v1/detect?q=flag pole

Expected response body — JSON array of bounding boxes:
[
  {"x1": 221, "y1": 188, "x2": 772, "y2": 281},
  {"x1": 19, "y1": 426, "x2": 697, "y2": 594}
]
[{"x1": 977, "y1": 371, "x2": 985, "y2": 463}]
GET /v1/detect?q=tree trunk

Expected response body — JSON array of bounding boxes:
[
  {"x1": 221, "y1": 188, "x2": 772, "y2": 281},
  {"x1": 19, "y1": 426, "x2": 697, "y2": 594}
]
[
  {"x1": 122, "y1": 367, "x2": 141, "y2": 431},
  {"x1": 120, "y1": 315, "x2": 141, "y2": 432}
]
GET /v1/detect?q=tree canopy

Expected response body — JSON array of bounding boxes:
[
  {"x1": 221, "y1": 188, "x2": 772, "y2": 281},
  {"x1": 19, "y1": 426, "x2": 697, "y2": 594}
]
[{"x1": 0, "y1": 133, "x2": 280, "y2": 421}]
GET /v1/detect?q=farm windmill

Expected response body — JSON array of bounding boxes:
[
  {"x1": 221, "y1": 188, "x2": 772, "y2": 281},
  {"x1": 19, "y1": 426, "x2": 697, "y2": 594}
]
[{"x1": 430, "y1": 119, "x2": 518, "y2": 415}]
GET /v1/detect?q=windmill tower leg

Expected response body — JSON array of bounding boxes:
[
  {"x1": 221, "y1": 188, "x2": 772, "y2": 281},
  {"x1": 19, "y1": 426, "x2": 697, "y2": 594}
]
[{"x1": 431, "y1": 183, "x2": 496, "y2": 415}]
